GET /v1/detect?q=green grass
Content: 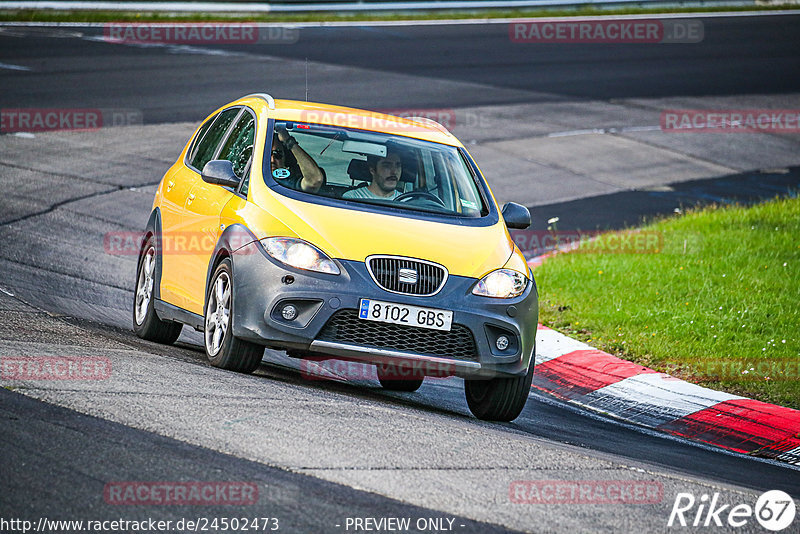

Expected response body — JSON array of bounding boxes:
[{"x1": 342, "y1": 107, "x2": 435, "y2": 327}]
[
  {"x1": 0, "y1": 4, "x2": 797, "y2": 23},
  {"x1": 536, "y1": 196, "x2": 800, "y2": 410}
]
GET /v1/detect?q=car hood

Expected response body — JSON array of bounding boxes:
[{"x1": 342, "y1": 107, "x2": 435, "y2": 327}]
[{"x1": 258, "y1": 196, "x2": 519, "y2": 280}]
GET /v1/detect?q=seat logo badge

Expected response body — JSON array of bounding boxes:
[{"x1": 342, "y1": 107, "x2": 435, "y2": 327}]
[{"x1": 398, "y1": 268, "x2": 418, "y2": 284}]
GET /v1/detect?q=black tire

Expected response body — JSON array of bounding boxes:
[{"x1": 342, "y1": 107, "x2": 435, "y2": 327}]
[
  {"x1": 376, "y1": 364, "x2": 424, "y2": 392},
  {"x1": 204, "y1": 258, "x2": 263, "y2": 374},
  {"x1": 464, "y1": 361, "x2": 534, "y2": 422},
  {"x1": 133, "y1": 237, "x2": 182, "y2": 344}
]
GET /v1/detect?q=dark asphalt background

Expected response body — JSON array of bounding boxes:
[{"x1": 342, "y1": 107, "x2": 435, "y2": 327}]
[{"x1": 1, "y1": 16, "x2": 798, "y2": 121}]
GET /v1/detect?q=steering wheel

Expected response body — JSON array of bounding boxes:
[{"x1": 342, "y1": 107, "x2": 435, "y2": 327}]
[{"x1": 394, "y1": 190, "x2": 446, "y2": 207}]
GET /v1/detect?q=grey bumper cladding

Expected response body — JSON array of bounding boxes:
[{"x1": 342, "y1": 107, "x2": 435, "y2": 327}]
[{"x1": 230, "y1": 240, "x2": 538, "y2": 379}]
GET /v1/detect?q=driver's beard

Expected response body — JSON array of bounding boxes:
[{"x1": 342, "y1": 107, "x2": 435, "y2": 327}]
[{"x1": 379, "y1": 177, "x2": 397, "y2": 194}]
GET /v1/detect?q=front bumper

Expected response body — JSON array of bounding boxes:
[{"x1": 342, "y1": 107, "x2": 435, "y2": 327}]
[{"x1": 231, "y1": 240, "x2": 538, "y2": 379}]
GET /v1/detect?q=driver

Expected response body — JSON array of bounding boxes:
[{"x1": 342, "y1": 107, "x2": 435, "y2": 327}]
[
  {"x1": 343, "y1": 150, "x2": 401, "y2": 200},
  {"x1": 271, "y1": 126, "x2": 324, "y2": 193}
]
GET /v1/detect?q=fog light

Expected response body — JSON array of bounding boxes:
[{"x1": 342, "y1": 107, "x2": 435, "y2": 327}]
[
  {"x1": 281, "y1": 304, "x2": 298, "y2": 321},
  {"x1": 496, "y1": 335, "x2": 509, "y2": 351}
]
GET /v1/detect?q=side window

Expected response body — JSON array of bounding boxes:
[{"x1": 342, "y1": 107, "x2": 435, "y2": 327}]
[
  {"x1": 186, "y1": 113, "x2": 217, "y2": 164},
  {"x1": 218, "y1": 111, "x2": 256, "y2": 181},
  {"x1": 190, "y1": 107, "x2": 240, "y2": 173}
]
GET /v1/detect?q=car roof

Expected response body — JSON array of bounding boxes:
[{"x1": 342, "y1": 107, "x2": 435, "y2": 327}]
[{"x1": 232, "y1": 94, "x2": 461, "y2": 147}]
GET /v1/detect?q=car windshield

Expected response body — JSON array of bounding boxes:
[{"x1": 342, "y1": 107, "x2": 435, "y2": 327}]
[{"x1": 264, "y1": 121, "x2": 489, "y2": 218}]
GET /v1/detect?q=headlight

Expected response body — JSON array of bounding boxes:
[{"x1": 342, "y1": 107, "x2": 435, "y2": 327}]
[
  {"x1": 263, "y1": 237, "x2": 340, "y2": 275},
  {"x1": 472, "y1": 269, "x2": 528, "y2": 298}
]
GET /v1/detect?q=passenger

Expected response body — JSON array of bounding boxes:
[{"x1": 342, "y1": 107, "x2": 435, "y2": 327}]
[
  {"x1": 270, "y1": 126, "x2": 324, "y2": 193},
  {"x1": 343, "y1": 150, "x2": 402, "y2": 201}
]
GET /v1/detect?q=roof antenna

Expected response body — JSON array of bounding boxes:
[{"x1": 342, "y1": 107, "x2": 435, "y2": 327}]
[{"x1": 305, "y1": 58, "x2": 309, "y2": 101}]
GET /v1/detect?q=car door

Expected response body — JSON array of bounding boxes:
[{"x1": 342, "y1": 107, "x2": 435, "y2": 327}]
[
  {"x1": 180, "y1": 107, "x2": 256, "y2": 316},
  {"x1": 160, "y1": 106, "x2": 240, "y2": 312},
  {"x1": 158, "y1": 112, "x2": 215, "y2": 308}
]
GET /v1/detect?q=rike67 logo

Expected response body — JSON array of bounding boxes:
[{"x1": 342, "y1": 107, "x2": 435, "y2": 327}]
[{"x1": 668, "y1": 490, "x2": 796, "y2": 531}]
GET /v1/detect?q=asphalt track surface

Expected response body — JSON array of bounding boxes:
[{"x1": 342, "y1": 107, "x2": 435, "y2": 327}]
[
  {"x1": 0, "y1": 15, "x2": 798, "y2": 122},
  {"x1": 1, "y1": 14, "x2": 799, "y2": 533}
]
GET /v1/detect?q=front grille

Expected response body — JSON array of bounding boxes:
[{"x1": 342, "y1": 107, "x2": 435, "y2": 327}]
[
  {"x1": 318, "y1": 309, "x2": 478, "y2": 362},
  {"x1": 367, "y1": 256, "x2": 447, "y2": 296}
]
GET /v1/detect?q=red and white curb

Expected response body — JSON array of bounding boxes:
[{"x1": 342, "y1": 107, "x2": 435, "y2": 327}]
[{"x1": 533, "y1": 324, "x2": 800, "y2": 466}]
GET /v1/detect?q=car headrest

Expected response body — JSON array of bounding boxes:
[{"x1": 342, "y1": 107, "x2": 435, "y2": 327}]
[
  {"x1": 400, "y1": 157, "x2": 417, "y2": 184},
  {"x1": 347, "y1": 159, "x2": 371, "y2": 184}
]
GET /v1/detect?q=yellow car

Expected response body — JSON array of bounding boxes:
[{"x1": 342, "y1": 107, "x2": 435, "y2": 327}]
[{"x1": 133, "y1": 94, "x2": 537, "y2": 421}]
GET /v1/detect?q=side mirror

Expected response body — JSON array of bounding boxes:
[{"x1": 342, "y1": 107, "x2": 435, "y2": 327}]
[
  {"x1": 501, "y1": 202, "x2": 531, "y2": 230},
  {"x1": 201, "y1": 160, "x2": 240, "y2": 188}
]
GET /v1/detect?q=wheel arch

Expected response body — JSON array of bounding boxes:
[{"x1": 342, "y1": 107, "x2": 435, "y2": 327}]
[
  {"x1": 139, "y1": 208, "x2": 163, "y2": 300},
  {"x1": 203, "y1": 224, "x2": 260, "y2": 314}
]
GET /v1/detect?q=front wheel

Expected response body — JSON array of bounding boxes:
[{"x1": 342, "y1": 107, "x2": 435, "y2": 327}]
[
  {"x1": 133, "y1": 237, "x2": 182, "y2": 344},
  {"x1": 204, "y1": 258, "x2": 263, "y2": 374},
  {"x1": 464, "y1": 361, "x2": 534, "y2": 422}
]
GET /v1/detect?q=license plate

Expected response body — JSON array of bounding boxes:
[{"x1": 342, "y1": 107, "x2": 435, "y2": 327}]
[{"x1": 358, "y1": 299, "x2": 453, "y2": 332}]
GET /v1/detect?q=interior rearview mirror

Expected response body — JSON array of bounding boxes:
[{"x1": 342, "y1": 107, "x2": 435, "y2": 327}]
[{"x1": 342, "y1": 140, "x2": 387, "y2": 157}]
